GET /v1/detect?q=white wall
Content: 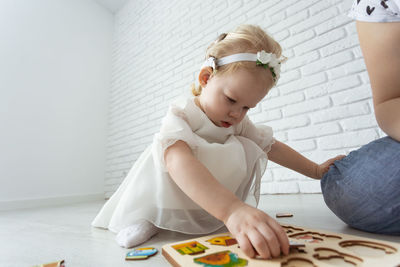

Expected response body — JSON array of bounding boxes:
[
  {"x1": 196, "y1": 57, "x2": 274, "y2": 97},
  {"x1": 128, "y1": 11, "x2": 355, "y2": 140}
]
[
  {"x1": 0, "y1": 0, "x2": 113, "y2": 209},
  {"x1": 105, "y1": 0, "x2": 384, "y2": 197}
]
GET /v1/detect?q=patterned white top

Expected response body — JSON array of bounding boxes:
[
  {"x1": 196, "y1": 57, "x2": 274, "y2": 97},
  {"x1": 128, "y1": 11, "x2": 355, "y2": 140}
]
[{"x1": 349, "y1": 0, "x2": 400, "y2": 22}]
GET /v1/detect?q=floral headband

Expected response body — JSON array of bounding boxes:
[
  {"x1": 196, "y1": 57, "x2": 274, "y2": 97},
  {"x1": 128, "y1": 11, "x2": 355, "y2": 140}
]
[{"x1": 202, "y1": 50, "x2": 283, "y2": 83}]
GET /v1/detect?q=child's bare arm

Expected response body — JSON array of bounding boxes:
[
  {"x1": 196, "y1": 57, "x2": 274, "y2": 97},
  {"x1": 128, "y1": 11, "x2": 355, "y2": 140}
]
[
  {"x1": 164, "y1": 140, "x2": 241, "y2": 222},
  {"x1": 164, "y1": 140, "x2": 289, "y2": 259},
  {"x1": 267, "y1": 140, "x2": 344, "y2": 179}
]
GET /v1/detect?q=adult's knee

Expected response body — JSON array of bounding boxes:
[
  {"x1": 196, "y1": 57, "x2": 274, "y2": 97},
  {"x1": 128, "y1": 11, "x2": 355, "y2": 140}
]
[{"x1": 320, "y1": 143, "x2": 400, "y2": 234}]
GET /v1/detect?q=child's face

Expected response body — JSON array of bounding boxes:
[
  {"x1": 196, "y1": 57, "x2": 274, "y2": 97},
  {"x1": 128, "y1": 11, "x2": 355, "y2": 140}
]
[{"x1": 198, "y1": 67, "x2": 271, "y2": 128}]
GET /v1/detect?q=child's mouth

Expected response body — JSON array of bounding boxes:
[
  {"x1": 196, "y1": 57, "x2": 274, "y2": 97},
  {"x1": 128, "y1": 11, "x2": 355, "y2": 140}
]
[{"x1": 221, "y1": 121, "x2": 232, "y2": 128}]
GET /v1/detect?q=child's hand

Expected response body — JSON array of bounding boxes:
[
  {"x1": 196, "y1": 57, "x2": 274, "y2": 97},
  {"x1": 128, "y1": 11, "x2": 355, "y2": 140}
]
[
  {"x1": 315, "y1": 155, "x2": 346, "y2": 179},
  {"x1": 224, "y1": 202, "x2": 289, "y2": 259}
]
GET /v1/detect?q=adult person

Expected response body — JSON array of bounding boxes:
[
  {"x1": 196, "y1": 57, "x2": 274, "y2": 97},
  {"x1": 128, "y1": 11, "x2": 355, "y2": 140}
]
[{"x1": 321, "y1": 0, "x2": 400, "y2": 234}]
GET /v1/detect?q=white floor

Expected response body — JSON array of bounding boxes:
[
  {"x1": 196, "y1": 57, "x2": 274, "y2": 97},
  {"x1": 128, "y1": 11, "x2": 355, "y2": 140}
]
[{"x1": 0, "y1": 194, "x2": 399, "y2": 267}]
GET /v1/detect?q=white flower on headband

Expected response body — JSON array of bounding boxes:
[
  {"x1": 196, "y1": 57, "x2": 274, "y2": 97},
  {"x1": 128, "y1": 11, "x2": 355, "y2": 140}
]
[
  {"x1": 257, "y1": 51, "x2": 272, "y2": 64},
  {"x1": 203, "y1": 57, "x2": 216, "y2": 70},
  {"x1": 202, "y1": 51, "x2": 283, "y2": 84},
  {"x1": 256, "y1": 50, "x2": 281, "y2": 81}
]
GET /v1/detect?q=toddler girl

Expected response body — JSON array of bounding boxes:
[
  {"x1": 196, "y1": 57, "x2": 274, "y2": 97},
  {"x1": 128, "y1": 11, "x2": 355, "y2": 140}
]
[{"x1": 92, "y1": 24, "x2": 343, "y2": 259}]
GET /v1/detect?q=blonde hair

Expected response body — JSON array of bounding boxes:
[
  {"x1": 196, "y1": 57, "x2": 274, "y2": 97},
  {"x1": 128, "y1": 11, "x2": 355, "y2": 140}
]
[{"x1": 192, "y1": 24, "x2": 283, "y2": 96}]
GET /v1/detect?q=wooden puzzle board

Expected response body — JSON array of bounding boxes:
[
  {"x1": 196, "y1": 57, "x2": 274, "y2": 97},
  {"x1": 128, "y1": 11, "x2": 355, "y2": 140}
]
[{"x1": 162, "y1": 224, "x2": 400, "y2": 267}]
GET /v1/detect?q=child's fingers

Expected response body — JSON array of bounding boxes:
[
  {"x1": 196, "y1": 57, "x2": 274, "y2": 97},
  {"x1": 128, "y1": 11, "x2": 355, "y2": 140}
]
[
  {"x1": 236, "y1": 233, "x2": 256, "y2": 258},
  {"x1": 333, "y1": 155, "x2": 346, "y2": 162},
  {"x1": 256, "y1": 224, "x2": 280, "y2": 258},
  {"x1": 267, "y1": 219, "x2": 290, "y2": 255},
  {"x1": 247, "y1": 229, "x2": 271, "y2": 259},
  {"x1": 326, "y1": 155, "x2": 346, "y2": 166}
]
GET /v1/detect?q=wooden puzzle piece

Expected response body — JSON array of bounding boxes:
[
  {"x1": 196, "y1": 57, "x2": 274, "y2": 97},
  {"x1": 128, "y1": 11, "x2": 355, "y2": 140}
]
[
  {"x1": 289, "y1": 246, "x2": 307, "y2": 254},
  {"x1": 292, "y1": 234, "x2": 323, "y2": 243},
  {"x1": 206, "y1": 236, "x2": 237, "y2": 246},
  {"x1": 339, "y1": 240, "x2": 398, "y2": 257},
  {"x1": 289, "y1": 231, "x2": 342, "y2": 243},
  {"x1": 313, "y1": 247, "x2": 363, "y2": 266},
  {"x1": 288, "y1": 241, "x2": 308, "y2": 255},
  {"x1": 125, "y1": 247, "x2": 158, "y2": 260},
  {"x1": 172, "y1": 241, "x2": 209, "y2": 255},
  {"x1": 193, "y1": 250, "x2": 248, "y2": 267},
  {"x1": 289, "y1": 240, "x2": 306, "y2": 248},
  {"x1": 282, "y1": 225, "x2": 304, "y2": 234},
  {"x1": 276, "y1": 213, "x2": 293, "y2": 218},
  {"x1": 32, "y1": 260, "x2": 65, "y2": 267},
  {"x1": 280, "y1": 257, "x2": 316, "y2": 267}
]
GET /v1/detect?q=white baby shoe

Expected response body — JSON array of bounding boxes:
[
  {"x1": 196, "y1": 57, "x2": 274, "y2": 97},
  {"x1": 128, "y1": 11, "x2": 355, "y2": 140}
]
[{"x1": 116, "y1": 219, "x2": 159, "y2": 248}]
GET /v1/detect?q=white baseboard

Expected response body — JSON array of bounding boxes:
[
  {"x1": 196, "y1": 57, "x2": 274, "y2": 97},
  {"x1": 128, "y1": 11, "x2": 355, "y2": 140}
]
[{"x1": 0, "y1": 193, "x2": 105, "y2": 211}]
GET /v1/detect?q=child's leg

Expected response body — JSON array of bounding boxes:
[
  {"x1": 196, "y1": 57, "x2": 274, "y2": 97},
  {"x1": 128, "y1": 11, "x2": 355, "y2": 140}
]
[{"x1": 116, "y1": 219, "x2": 159, "y2": 248}]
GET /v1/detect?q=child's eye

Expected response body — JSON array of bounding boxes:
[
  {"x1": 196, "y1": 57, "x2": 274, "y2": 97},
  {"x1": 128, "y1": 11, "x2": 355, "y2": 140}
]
[{"x1": 226, "y1": 96, "x2": 236, "y2": 103}]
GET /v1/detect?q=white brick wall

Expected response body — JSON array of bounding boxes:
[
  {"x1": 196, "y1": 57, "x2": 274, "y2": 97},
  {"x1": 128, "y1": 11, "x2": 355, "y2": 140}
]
[{"x1": 104, "y1": 0, "x2": 384, "y2": 198}]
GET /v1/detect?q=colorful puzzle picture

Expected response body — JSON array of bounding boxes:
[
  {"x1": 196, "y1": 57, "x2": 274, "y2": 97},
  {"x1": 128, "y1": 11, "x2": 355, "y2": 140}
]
[
  {"x1": 125, "y1": 247, "x2": 158, "y2": 260},
  {"x1": 194, "y1": 250, "x2": 247, "y2": 267},
  {"x1": 162, "y1": 224, "x2": 400, "y2": 267},
  {"x1": 172, "y1": 241, "x2": 209, "y2": 255}
]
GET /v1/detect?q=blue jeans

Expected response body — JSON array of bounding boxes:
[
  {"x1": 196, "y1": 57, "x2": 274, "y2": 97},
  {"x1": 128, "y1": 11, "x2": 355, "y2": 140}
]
[{"x1": 321, "y1": 136, "x2": 400, "y2": 235}]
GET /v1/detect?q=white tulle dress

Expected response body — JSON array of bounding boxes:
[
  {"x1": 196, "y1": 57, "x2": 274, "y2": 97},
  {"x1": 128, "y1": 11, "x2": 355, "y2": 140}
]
[{"x1": 92, "y1": 97, "x2": 275, "y2": 234}]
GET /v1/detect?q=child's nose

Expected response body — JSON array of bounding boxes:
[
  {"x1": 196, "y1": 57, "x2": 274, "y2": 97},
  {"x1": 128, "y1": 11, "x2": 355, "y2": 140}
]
[{"x1": 229, "y1": 108, "x2": 242, "y2": 119}]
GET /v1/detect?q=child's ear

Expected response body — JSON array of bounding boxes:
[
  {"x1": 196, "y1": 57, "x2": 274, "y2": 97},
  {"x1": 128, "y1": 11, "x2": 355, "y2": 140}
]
[{"x1": 198, "y1": 67, "x2": 213, "y2": 87}]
